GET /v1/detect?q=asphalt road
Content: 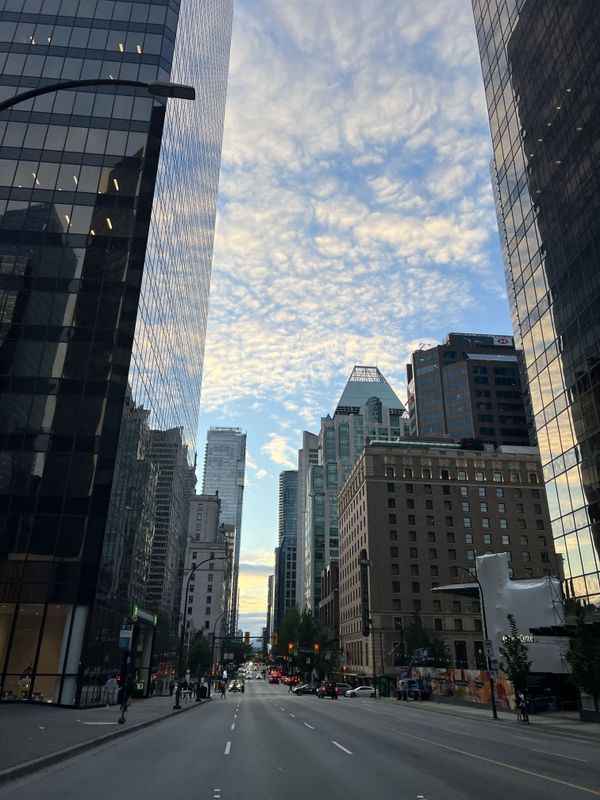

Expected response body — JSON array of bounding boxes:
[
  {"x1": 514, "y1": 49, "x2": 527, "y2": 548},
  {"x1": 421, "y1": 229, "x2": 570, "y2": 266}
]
[{"x1": 2, "y1": 680, "x2": 599, "y2": 800}]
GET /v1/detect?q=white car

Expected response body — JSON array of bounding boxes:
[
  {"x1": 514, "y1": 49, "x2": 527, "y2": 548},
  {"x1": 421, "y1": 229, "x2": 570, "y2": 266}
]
[
  {"x1": 345, "y1": 686, "x2": 375, "y2": 698},
  {"x1": 246, "y1": 673, "x2": 254, "y2": 680}
]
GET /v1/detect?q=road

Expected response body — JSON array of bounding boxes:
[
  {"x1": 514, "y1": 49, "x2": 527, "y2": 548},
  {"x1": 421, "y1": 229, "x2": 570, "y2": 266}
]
[{"x1": 2, "y1": 680, "x2": 599, "y2": 800}]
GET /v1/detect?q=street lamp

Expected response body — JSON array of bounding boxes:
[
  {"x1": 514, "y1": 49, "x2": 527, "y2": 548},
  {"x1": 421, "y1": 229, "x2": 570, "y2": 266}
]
[
  {"x1": 173, "y1": 555, "x2": 226, "y2": 710},
  {"x1": 455, "y1": 565, "x2": 498, "y2": 721},
  {"x1": 359, "y1": 550, "x2": 378, "y2": 699},
  {"x1": 0, "y1": 79, "x2": 195, "y2": 113},
  {"x1": 208, "y1": 610, "x2": 228, "y2": 698}
]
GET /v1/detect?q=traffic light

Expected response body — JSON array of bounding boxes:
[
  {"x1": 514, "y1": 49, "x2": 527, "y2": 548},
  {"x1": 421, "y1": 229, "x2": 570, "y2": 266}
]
[
  {"x1": 314, "y1": 643, "x2": 320, "y2": 654},
  {"x1": 288, "y1": 642, "x2": 294, "y2": 654}
]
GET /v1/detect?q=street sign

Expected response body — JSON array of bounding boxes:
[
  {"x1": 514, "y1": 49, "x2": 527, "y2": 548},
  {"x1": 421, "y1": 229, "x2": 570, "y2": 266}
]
[
  {"x1": 484, "y1": 639, "x2": 493, "y2": 656},
  {"x1": 119, "y1": 624, "x2": 133, "y2": 651}
]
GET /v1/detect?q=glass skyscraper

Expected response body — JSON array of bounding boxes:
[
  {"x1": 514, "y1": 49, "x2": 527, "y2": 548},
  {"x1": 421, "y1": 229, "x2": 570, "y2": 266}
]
[
  {"x1": 202, "y1": 427, "x2": 246, "y2": 633},
  {"x1": 273, "y1": 470, "x2": 297, "y2": 630},
  {"x1": 472, "y1": 0, "x2": 600, "y2": 603},
  {"x1": 0, "y1": 0, "x2": 232, "y2": 704}
]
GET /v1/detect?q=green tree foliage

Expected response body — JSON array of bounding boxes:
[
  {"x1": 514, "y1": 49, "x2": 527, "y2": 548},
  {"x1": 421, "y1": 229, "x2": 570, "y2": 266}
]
[
  {"x1": 404, "y1": 612, "x2": 449, "y2": 667},
  {"x1": 566, "y1": 606, "x2": 600, "y2": 713},
  {"x1": 273, "y1": 608, "x2": 330, "y2": 674},
  {"x1": 498, "y1": 613, "x2": 532, "y2": 693},
  {"x1": 187, "y1": 632, "x2": 211, "y2": 677}
]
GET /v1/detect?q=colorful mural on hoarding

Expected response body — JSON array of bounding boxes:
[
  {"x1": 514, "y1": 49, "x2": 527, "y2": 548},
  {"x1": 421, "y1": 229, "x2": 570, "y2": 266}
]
[{"x1": 412, "y1": 667, "x2": 515, "y2": 710}]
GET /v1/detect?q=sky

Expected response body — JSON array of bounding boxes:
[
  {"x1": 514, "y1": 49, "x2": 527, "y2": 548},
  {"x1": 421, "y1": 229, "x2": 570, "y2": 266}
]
[{"x1": 196, "y1": 0, "x2": 513, "y2": 637}]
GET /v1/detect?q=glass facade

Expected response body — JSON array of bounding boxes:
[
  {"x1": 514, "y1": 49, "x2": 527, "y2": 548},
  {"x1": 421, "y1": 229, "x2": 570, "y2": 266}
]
[
  {"x1": 274, "y1": 470, "x2": 297, "y2": 629},
  {"x1": 472, "y1": 0, "x2": 600, "y2": 603},
  {"x1": 202, "y1": 427, "x2": 246, "y2": 633},
  {"x1": 0, "y1": 0, "x2": 232, "y2": 704}
]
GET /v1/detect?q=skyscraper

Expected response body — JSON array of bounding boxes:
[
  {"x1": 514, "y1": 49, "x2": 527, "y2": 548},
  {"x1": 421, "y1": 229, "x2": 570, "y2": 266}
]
[
  {"x1": 202, "y1": 427, "x2": 246, "y2": 633},
  {"x1": 302, "y1": 366, "x2": 410, "y2": 612},
  {"x1": 407, "y1": 332, "x2": 534, "y2": 447},
  {"x1": 295, "y1": 431, "x2": 319, "y2": 609},
  {"x1": 472, "y1": 0, "x2": 600, "y2": 603},
  {"x1": 273, "y1": 470, "x2": 297, "y2": 631},
  {"x1": 0, "y1": 0, "x2": 232, "y2": 705}
]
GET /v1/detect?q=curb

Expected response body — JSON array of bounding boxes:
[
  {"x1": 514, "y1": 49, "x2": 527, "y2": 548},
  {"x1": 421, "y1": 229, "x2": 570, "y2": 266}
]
[
  {"x1": 0, "y1": 698, "x2": 212, "y2": 786},
  {"x1": 391, "y1": 698, "x2": 600, "y2": 743}
]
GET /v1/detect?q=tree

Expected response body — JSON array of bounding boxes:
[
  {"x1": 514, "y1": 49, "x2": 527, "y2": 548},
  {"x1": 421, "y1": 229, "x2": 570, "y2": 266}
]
[
  {"x1": 498, "y1": 613, "x2": 532, "y2": 693},
  {"x1": 566, "y1": 606, "x2": 600, "y2": 713},
  {"x1": 404, "y1": 612, "x2": 449, "y2": 667},
  {"x1": 188, "y1": 633, "x2": 211, "y2": 677}
]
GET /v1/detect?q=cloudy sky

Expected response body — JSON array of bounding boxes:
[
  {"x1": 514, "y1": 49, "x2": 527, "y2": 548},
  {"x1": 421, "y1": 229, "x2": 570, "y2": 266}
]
[{"x1": 197, "y1": 0, "x2": 512, "y2": 636}]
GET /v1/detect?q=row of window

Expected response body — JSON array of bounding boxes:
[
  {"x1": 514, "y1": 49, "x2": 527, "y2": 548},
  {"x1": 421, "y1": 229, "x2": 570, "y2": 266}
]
[
  {"x1": 390, "y1": 513, "x2": 544, "y2": 530},
  {"x1": 386, "y1": 466, "x2": 539, "y2": 483}
]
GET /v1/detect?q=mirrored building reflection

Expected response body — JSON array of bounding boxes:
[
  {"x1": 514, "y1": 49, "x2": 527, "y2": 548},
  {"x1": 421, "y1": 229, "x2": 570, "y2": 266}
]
[
  {"x1": 0, "y1": 0, "x2": 232, "y2": 705},
  {"x1": 472, "y1": 0, "x2": 600, "y2": 604}
]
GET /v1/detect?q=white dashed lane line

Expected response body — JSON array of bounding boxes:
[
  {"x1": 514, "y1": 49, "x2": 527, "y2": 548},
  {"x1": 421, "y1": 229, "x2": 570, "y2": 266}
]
[
  {"x1": 304, "y1": 723, "x2": 314, "y2": 730},
  {"x1": 224, "y1": 741, "x2": 232, "y2": 755},
  {"x1": 289, "y1": 714, "x2": 296, "y2": 718},
  {"x1": 230, "y1": 723, "x2": 235, "y2": 730},
  {"x1": 331, "y1": 741, "x2": 353, "y2": 755}
]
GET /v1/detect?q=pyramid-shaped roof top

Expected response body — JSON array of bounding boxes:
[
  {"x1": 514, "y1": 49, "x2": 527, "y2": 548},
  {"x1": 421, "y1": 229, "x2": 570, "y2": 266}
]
[{"x1": 335, "y1": 366, "x2": 405, "y2": 415}]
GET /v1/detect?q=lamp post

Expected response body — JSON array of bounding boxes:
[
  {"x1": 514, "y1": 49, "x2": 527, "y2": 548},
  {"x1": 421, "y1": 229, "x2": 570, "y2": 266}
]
[
  {"x1": 173, "y1": 556, "x2": 225, "y2": 710},
  {"x1": 208, "y1": 610, "x2": 227, "y2": 698},
  {"x1": 456, "y1": 565, "x2": 498, "y2": 720},
  {"x1": 0, "y1": 79, "x2": 195, "y2": 114}
]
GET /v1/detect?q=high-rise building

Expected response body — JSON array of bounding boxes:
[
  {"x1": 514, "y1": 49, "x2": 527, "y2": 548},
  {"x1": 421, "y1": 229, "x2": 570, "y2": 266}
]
[
  {"x1": 266, "y1": 574, "x2": 274, "y2": 648},
  {"x1": 202, "y1": 427, "x2": 246, "y2": 632},
  {"x1": 338, "y1": 439, "x2": 558, "y2": 679},
  {"x1": 295, "y1": 431, "x2": 319, "y2": 609},
  {"x1": 407, "y1": 332, "x2": 534, "y2": 447},
  {"x1": 0, "y1": 0, "x2": 232, "y2": 705},
  {"x1": 179, "y1": 494, "x2": 233, "y2": 662},
  {"x1": 472, "y1": 0, "x2": 600, "y2": 603},
  {"x1": 273, "y1": 470, "x2": 298, "y2": 631},
  {"x1": 302, "y1": 366, "x2": 410, "y2": 613}
]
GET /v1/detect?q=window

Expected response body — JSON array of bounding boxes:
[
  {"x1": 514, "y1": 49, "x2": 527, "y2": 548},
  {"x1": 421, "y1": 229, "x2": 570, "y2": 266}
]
[
  {"x1": 426, "y1": 515, "x2": 435, "y2": 526},
  {"x1": 406, "y1": 498, "x2": 415, "y2": 509},
  {"x1": 493, "y1": 472, "x2": 503, "y2": 482},
  {"x1": 498, "y1": 502, "x2": 506, "y2": 512},
  {"x1": 462, "y1": 501, "x2": 470, "y2": 512},
  {"x1": 520, "y1": 535, "x2": 528, "y2": 545},
  {"x1": 389, "y1": 514, "x2": 397, "y2": 524},
  {"x1": 389, "y1": 529, "x2": 398, "y2": 541},
  {"x1": 406, "y1": 483, "x2": 413, "y2": 493},
  {"x1": 522, "y1": 551, "x2": 531, "y2": 562},
  {"x1": 444, "y1": 500, "x2": 452, "y2": 510},
  {"x1": 528, "y1": 472, "x2": 539, "y2": 484},
  {"x1": 465, "y1": 532, "x2": 473, "y2": 544},
  {"x1": 452, "y1": 600, "x2": 461, "y2": 612},
  {"x1": 524, "y1": 568, "x2": 533, "y2": 578},
  {"x1": 463, "y1": 517, "x2": 472, "y2": 527},
  {"x1": 390, "y1": 546, "x2": 399, "y2": 558},
  {"x1": 448, "y1": 549, "x2": 457, "y2": 560},
  {"x1": 441, "y1": 469, "x2": 449, "y2": 480},
  {"x1": 534, "y1": 503, "x2": 542, "y2": 514},
  {"x1": 483, "y1": 534, "x2": 492, "y2": 545},
  {"x1": 443, "y1": 485, "x2": 451, "y2": 496},
  {"x1": 475, "y1": 471, "x2": 485, "y2": 481},
  {"x1": 446, "y1": 532, "x2": 455, "y2": 543},
  {"x1": 424, "y1": 484, "x2": 432, "y2": 495},
  {"x1": 410, "y1": 564, "x2": 419, "y2": 576},
  {"x1": 454, "y1": 619, "x2": 463, "y2": 631},
  {"x1": 536, "y1": 519, "x2": 545, "y2": 530},
  {"x1": 516, "y1": 503, "x2": 524, "y2": 513},
  {"x1": 386, "y1": 467, "x2": 395, "y2": 478},
  {"x1": 407, "y1": 515, "x2": 415, "y2": 525},
  {"x1": 518, "y1": 519, "x2": 527, "y2": 529},
  {"x1": 413, "y1": 600, "x2": 422, "y2": 611},
  {"x1": 478, "y1": 487, "x2": 486, "y2": 497},
  {"x1": 427, "y1": 531, "x2": 436, "y2": 542},
  {"x1": 482, "y1": 518, "x2": 490, "y2": 528},
  {"x1": 434, "y1": 618, "x2": 443, "y2": 631},
  {"x1": 433, "y1": 599, "x2": 442, "y2": 611},
  {"x1": 537, "y1": 535, "x2": 547, "y2": 546},
  {"x1": 532, "y1": 488, "x2": 540, "y2": 498},
  {"x1": 392, "y1": 581, "x2": 401, "y2": 593},
  {"x1": 474, "y1": 619, "x2": 482, "y2": 632},
  {"x1": 393, "y1": 600, "x2": 401, "y2": 610},
  {"x1": 425, "y1": 499, "x2": 433, "y2": 510},
  {"x1": 460, "y1": 486, "x2": 468, "y2": 496},
  {"x1": 541, "y1": 552, "x2": 550, "y2": 562},
  {"x1": 480, "y1": 502, "x2": 488, "y2": 512},
  {"x1": 496, "y1": 488, "x2": 504, "y2": 498},
  {"x1": 445, "y1": 516, "x2": 454, "y2": 527},
  {"x1": 393, "y1": 617, "x2": 403, "y2": 631},
  {"x1": 391, "y1": 564, "x2": 400, "y2": 576},
  {"x1": 404, "y1": 467, "x2": 413, "y2": 478},
  {"x1": 408, "y1": 531, "x2": 417, "y2": 542},
  {"x1": 500, "y1": 519, "x2": 508, "y2": 529},
  {"x1": 430, "y1": 565, "x2": 439, "y2": 576},
  {"x1": 388, "y1": 498, "x2": 396, "y2": 508},
  {"x1": 412, "y1": 582, "x2": 421, "y2": 593},
  {"x1": 467, "y1": 549, "x2": 475, "y2": 560},
  {"x1": 510, "y1": 471, "x2": 520, "y2": 483},
  {"x1": 423, "y1": 468, "x2": 431, "y2": 479},
  {"x1": 458, "y1": 470, "x2": 467, "y2": 480},
  {"x1": 409, "y1": 547, "x2": 418, "y2": 558},
  {"x1": 450, "y1": 566, "x2": 458, "y2": 577},
  {"x1": 429, "y1": 548, "x2": 437, "y2": 559},
  {"x1": 387, "y1": 482, "x2": 395, "y2": 492},
  {"x1": 508, "y1": 568, "x2": 514, "y2": 579},
  {"x1": 205, "y1": 607, "x2": 211, "y2": 615}
]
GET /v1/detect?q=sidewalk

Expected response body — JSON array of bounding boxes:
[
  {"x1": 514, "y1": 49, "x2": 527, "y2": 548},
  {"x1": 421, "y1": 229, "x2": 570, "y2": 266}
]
[
  {"x1": 0, "y1": 693, "x2": 210, "y2": 783},
  {"x1": 382, "y1": 696, "x2": 600, "y2": 741}
]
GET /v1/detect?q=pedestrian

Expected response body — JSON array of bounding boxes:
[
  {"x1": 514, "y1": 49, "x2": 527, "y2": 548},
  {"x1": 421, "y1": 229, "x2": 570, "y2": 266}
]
[
  {"x1": 516, "y1": 691, "x2": 529, "y2": 723},
  {"x1": 169, "y1": 680, "x2": 174, "y2": 697},
  {"x1": 220, "y1": 681, "x2": 227, "y2": 699},
  {"x1": 104, "y1": 676, "x2": 118, "y2": 708}
]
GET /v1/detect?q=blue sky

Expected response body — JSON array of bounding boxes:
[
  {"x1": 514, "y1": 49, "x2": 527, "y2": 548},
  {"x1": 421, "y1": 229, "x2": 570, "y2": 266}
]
[{"x1": 196, "y1": 0, "x2": 513, "y2": 636}]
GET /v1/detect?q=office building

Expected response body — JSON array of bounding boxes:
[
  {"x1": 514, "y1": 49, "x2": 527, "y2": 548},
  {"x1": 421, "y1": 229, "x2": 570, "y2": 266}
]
[
  {"x1": 407, "y1": 332, "x2": 533, "y2": 447},
  {"x1": 266, "y1": 574, "x2": 274, "y2": 647},
  {"x1": 0, "y1": 0, "x2": 233, "y2": 704},
  {"x1": 318, "y1": 559, "x2": 340, "y2": 656},
  {"x1": 273, "y1": 471, "x2": 298, "y2": 631},
  {"x1": 472, "y1": 0, "x2": 600, "y2": 603},
  {"x1": 202, "y1": 427, "x2": 246, "y2": 633},
  {"x1": 338, "y1": 439, "x2": 559, "y2": 680},
  {"x1": 179, "y1": 494, "x2": 233, "y2": 661},
  {"x1": 295, "y1": 431, "x2": 319, "y2": 610},
  {"x1": 303, "y1": 366, "x2": 410, "y2": 613}
]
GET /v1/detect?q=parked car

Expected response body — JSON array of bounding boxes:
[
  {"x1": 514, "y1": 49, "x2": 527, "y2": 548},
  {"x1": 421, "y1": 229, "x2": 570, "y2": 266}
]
[
  {"x1": 293, "y1": 684, "x2": 317, "y2": 695},
  {"x1": 345, "y1": 685, "x2": 375, "y2": 698}
]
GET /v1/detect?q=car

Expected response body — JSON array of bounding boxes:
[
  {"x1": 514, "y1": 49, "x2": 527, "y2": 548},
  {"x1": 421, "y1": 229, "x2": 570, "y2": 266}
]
[
  {"x1": 246, "y1": 673, "x2": 254, "y2": 680},
  {"x1": 293, "y1": 684, "x2": 317, "y2": 695},
  {"x1": 317, "y1": 681, "x2": 339, "y2": 699},
  {"x1": 345, "y1": 685, "x2": 375, "y2": 698},
  {"x1": 256, "y1": 674, "x2": 263, "y2": 680},
  {"x1": 334, "y1": 683, "x2": 353, "y2": 695},
  {"x1": 268, "y1": 675, "x2": 280, "y2": 684}
]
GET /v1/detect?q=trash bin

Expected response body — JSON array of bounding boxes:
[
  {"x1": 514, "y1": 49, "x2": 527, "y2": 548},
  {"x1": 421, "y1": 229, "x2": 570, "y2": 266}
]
[{"x1": 199, "y1": 684, "x2": 208, "y2": 699}]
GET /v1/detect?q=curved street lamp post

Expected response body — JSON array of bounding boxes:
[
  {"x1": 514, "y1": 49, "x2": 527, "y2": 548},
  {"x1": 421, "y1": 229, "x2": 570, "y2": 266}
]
[{"x1": 173, "y1": 555, "x2": 226, "y2": 710}]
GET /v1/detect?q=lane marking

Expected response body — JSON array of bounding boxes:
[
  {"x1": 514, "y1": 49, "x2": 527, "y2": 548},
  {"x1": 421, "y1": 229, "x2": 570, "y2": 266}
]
[
  {"x1": 530, "y1": 748, "x2": 589, "y2": 763},
  {"x1": 304, "y1": 723, "x2": 314, "y2": 730},
  {"x1": 403, "y1": 732, "x2": 600, "y2": 796},
  {"x1": 332, "y1": 741, "x2": 353, "y2": 755},
  {"x1": 231, "y1": 723, "x2": 235, "y2": 730},
  {"x1": 82, "y1": 721, "x2": 117, "y2": 725},
  {"x1": 234, "y1": 714, "x2": 238, "y2": 719},
  {"x1": 224, "y1": 741, "x2": 231, "y2": 755},
  {"x1": 279, "y1": 707, "x2": 285, "y2": 711},
  {"x1": 289, "y1": 714, "x2": 296, "y2": 718}
]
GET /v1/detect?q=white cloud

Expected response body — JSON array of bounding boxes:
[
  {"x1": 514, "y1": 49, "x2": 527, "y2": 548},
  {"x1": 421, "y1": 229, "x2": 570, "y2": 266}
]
[{"x1": 261, "y1": 434, "x2": 297, "y2": 469}]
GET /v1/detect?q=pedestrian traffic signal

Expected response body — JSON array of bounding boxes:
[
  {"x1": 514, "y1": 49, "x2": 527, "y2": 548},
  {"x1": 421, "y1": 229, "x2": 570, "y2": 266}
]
[{"x1": 314, "y1": 643, "x2": 320, "y2": 654}]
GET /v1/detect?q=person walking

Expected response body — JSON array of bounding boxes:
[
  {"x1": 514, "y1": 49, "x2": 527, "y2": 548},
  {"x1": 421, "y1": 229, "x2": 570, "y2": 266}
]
[
  {"x1": 220, "y1": 681, "x2": 227, "y2": 699},
  {"x1": 104, "y1": 676, "x2": 118, "y2": 708}
]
